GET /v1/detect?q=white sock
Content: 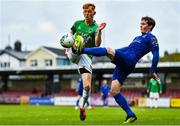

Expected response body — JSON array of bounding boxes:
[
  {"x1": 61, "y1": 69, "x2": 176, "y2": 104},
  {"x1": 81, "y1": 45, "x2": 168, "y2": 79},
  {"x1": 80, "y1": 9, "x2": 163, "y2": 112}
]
[
  {"x1": 150, "y1": 99, "x2": 153, "y2": 108},
  {"x1": 155, "y1": 99, "x2": 158, "y2": 108},
  {"x1": 152, "y1": 99, "x2": 156, "y2": 108},
  {"x1": 81, "y1": 89, "x2": 90, "y2": 108}
]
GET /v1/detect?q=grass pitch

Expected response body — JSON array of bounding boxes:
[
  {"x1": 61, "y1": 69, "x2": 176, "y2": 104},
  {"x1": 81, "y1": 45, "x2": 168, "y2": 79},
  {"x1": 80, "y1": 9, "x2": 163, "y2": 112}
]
[{"x1": 0, "y1": 105, "x2": 180, "y2": 125}]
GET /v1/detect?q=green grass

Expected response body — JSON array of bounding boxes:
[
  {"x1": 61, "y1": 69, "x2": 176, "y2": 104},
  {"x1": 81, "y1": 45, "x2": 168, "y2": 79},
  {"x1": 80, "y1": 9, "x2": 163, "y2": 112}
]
[{"x1": 0, "y1": 105, "x2": 180, "y2": 125}]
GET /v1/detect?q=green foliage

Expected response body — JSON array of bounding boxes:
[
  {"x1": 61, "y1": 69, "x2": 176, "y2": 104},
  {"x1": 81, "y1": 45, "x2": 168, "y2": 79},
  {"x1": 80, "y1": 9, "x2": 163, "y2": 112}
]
[
  {"x1": 0, "y1": 105, "x2": 180, "y2": 125},
  {"x1": 160, "y1": 52, "x2": 180, "y2": 62}
]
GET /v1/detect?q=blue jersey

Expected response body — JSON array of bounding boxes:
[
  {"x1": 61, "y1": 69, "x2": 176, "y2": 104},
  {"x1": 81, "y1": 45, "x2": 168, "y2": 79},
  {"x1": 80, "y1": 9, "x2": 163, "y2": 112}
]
[
  {"x1": 100, "y1": 84, "x2": 110, "y2": 96},
  {"x1": 112, "y1": 33, "x2": 159, "y2": 84},
  {"x1": 77, "y1": 78, "x2": 83, "y2": 96}
]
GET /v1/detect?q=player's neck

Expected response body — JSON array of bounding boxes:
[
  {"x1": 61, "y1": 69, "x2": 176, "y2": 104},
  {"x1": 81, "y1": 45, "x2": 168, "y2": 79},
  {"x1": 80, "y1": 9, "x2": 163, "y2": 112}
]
[
  {"x1": 85, "y1": 19, "x2": 93, "y2": 26},
  {"x1": 141, "y1": 31, "x2": 151, "y2": 35}
]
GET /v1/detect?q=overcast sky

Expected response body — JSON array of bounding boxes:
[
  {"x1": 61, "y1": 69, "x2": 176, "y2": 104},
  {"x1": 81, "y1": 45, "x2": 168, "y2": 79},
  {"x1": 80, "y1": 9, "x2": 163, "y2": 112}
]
[{"x1": 0, "y1": 0, "x2": 180, "y2": 56}]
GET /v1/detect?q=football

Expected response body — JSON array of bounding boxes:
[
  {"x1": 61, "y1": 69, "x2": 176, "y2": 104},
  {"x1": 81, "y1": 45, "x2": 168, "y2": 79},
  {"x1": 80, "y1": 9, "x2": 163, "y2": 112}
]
[{"x1": 60, "y1": 33, "x2": 75, "y2": 48}]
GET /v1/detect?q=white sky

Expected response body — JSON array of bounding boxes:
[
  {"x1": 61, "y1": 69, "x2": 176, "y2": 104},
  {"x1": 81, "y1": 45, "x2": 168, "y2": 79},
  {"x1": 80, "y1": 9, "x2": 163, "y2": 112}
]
[{"x1": 0, "y1": 0, "x2": 180, "y2": 56}]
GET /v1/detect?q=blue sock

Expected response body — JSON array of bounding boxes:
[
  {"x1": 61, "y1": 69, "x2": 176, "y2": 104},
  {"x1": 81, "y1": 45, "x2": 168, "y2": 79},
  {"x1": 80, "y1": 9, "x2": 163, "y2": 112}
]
[
  {"x1": 113, "y1": 93, "x2": 134, "y2": 116},
  {"x1": 83, "y1": 47, "x2": 107, "y2": 56},
  {"x1": 76, "y1": 99, "x2": 79, "y2": 106}
]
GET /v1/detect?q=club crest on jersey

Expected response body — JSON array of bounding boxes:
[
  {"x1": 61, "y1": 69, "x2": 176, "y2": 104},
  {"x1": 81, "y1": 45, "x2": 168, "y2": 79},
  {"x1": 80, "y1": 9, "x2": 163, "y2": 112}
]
[{"x1": 89, "y1": 29, "x2": 93, "y2": 34}]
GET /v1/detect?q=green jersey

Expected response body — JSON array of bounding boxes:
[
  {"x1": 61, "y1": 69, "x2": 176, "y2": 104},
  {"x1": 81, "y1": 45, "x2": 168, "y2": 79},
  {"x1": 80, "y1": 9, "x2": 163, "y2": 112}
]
[
  {"x1": 148, "y1": 78, "x2": 162, "y2": 93},
  {"x1": 71, "y1": 20, "x2": 98, "y2": 58}
]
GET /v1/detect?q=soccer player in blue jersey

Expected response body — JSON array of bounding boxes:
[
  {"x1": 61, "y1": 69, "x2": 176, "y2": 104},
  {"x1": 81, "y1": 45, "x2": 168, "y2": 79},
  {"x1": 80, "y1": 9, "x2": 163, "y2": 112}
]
[
  {"x1": 75, "y1": 77, "x2": 92, "y2": 110},
  {"x1": 77, "y1": 16, "x2": 159, "y2": 123},
  {"x1": 100, "y1": 80, "x2": 110, "y2": 107}
]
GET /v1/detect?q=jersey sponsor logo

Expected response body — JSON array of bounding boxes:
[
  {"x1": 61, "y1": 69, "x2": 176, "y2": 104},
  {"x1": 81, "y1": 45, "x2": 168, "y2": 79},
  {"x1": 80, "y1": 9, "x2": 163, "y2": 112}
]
[{"x1": 132, "y1": 40, "x2": 141, "y2": 44}]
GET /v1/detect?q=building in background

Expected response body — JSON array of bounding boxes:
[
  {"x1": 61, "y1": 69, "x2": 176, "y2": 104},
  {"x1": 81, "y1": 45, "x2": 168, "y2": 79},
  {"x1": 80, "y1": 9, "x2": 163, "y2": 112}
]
[
  {"x1": 26, "y1": 46, "x2": 70, "y2": 67},
  {"x1": 0, "y1": 41, "x2": 31, "y2": 69}
]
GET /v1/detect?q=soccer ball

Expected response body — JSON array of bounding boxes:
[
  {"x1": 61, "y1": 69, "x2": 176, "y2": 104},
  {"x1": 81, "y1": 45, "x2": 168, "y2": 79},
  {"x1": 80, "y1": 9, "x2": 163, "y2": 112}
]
[{"x1": 60, "y1": 33, "x2": 75, "y2": 48}]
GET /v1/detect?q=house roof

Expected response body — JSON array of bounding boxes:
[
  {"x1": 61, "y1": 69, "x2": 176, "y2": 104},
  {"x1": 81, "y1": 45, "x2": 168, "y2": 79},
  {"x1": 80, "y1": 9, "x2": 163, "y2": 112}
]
[
  {"x1": 43, "y1": 46, "x2": 110, "y2": 63},
  {"x1": 0, "y1": 49, "x2": 31, "y2": 61},
  {"x1": 25, "y1": 46, "x2": 67, "y2": 59},
  {"x1": 43, "y1": 46, "x2": 66, "y2": 56},
  {"x1": 0, "y1": 46, "x2": 110, "y2": 63}
]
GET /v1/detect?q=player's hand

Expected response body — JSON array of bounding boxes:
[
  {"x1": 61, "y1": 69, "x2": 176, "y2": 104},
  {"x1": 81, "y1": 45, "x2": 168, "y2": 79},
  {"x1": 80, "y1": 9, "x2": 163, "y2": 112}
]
[{"x1": 98, "y1": 22, "x2": 106, "y2": 31}]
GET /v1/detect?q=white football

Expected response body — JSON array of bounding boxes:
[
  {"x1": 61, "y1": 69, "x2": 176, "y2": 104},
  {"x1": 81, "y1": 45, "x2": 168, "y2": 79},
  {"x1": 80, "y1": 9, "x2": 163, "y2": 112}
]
[{"x1": 60, "y1": 33, "x2": 75, "y2": 48}]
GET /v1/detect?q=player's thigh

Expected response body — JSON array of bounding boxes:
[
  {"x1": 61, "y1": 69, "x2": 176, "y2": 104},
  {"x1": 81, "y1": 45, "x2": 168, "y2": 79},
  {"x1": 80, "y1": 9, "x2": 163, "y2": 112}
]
[
  {"x1": 110, "y1": 80, "x2": 122, "y2": 95},
  {"x1": 81, "y1": 73, "x2": 92, "y2": 90},
  {"x1": 112, "y1": 65, "x2": 127, "y2": 85},
  {"x1": 78, "y1": 54, "x2": 93, "y2": 73}
]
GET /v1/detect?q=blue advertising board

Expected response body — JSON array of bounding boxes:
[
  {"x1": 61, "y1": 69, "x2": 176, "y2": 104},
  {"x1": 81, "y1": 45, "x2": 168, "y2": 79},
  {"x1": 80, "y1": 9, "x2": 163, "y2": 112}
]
[{"x1": 30, "y1": 97, "x2": 54, "y2": 105}]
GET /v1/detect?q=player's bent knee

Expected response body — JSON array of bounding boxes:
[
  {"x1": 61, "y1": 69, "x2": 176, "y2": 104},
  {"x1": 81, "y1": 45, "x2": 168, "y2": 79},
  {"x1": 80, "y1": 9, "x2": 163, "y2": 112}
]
[
  {"x1": 106, "y1": 47, "x2": 115, "y2": 60},
  {"x1": 110, "y1": 89, "x2": 118, "y2": 96},
  {"x1": 84, "y1": 85, "x2": 90, "y2": 91},
  {"x1": 106, "y1": 47, "x2": 113, "y2": 53}
]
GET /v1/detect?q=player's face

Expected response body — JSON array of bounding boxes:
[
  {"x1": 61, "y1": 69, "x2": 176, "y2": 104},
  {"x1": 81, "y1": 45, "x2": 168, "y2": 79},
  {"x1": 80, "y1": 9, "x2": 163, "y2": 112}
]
[
  {"x1": 83, "y1": 6, "x2": 96, "y2": 21},
  {"x1": 140, "y1": 20, "x2": 152, "y2": 33}
]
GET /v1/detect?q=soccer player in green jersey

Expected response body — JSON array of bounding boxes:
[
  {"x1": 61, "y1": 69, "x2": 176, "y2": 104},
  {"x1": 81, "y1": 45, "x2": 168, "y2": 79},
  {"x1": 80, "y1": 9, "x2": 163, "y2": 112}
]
[
  {"x1": 147, "y1": 78, "x2": 162, "y2": 108},
  {"x1": 65, "y1": 3, "x2": 106, "y2": 121}
]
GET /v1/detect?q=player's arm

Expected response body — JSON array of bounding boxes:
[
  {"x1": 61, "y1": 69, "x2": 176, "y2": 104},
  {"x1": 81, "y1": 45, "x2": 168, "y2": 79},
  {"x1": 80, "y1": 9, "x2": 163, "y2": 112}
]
[
  {"x1": 69, "y1": 21, "x2": 78, "y2": 52},
  {"x1": 70, "y1": 21, "x2": 77, "y2": 35},
  {"x1": 95, "y1": 23, "x2": 106, "y2": 46},
  {"x1": 147, "y1": 80, "x2": 150, "y2": 93},
  {"x1": 158, "y1": 79, "x2": 163, "y2": 94},
  {"x1": 149, "y1": 37, "x2": 159, "y2": 80},
  {"x1": 159, "y1": 84, "x2": 162, "y2": 94}
]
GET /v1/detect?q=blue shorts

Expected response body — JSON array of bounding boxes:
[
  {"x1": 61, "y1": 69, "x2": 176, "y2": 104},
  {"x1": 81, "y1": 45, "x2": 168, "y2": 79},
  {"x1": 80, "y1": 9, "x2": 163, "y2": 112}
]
[
  {"x1": 78, "y1": 89, "x2": 83, "y2": 96},
  {"x1": 112, "y1": 49, "x2": 136, "y2": 84}
]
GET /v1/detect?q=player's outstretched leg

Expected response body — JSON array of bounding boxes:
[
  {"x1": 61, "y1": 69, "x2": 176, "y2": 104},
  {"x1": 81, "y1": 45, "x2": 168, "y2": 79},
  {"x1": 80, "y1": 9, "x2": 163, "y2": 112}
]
[{"x1": 81, "y1": 47, "x2": 108, "y2": 56}]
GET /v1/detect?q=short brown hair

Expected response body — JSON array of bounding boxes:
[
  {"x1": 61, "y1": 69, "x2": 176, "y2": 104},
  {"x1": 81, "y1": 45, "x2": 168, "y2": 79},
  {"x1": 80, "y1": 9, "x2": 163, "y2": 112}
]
[
  {"x1": 83, "y1": 3, "x2": 96, "y2": 10},
  {"x1": 141, "y1": 16, "x2": 156, "y2": 31}
]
